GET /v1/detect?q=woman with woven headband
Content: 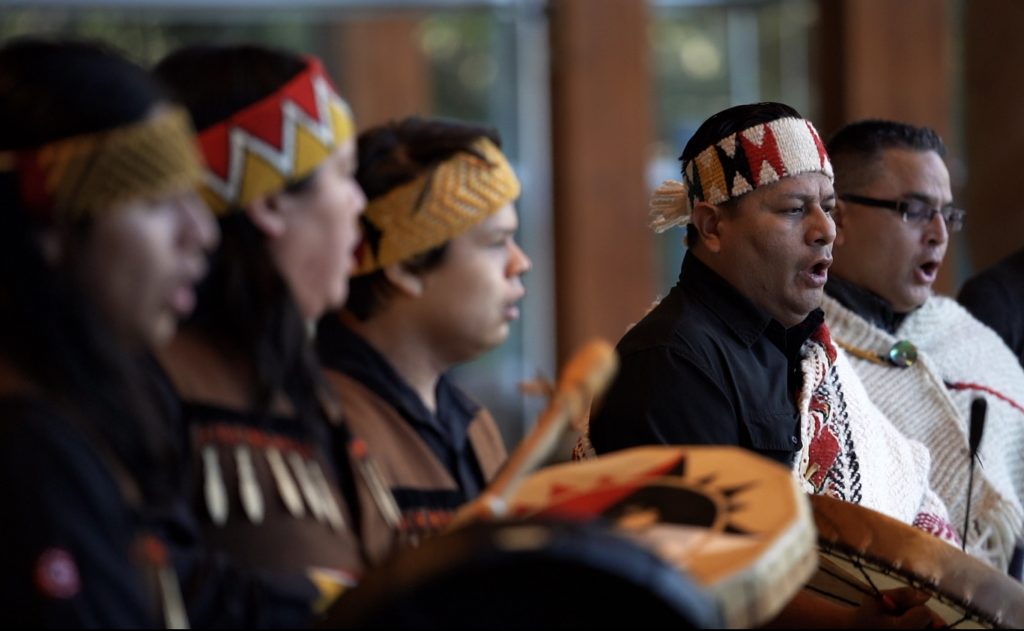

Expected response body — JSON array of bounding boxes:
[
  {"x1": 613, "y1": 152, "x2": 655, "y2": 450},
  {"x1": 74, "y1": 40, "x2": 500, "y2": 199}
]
[
  {"x1": 152, "y1": 45, "x2": 375, "y2": 603},
  {"x1": 316, "y1": 117, "x2": 531, "y2": 561},
  {"x1": 0, "y1": 39, "x2": 218, "y2": 625}
]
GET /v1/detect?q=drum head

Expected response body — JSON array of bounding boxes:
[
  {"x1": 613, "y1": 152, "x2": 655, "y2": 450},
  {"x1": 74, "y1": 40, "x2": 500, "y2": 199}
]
[
  {"x1": 810, "y1": 495, "x2": 1024, "y2": 629},
  {"x1": 505, "y1": 446, "x2": 818, "y2": 628},
  {"x1": 322, "y1": 520, "x2": 721, "y2": 629}
]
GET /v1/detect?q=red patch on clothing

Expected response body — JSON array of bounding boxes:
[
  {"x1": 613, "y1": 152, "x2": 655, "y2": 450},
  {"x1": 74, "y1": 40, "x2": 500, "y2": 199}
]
[
  {"x1": 805, "y1": 329, "x2": 841, "y2": 488},
  {"x1": 811, "y1": 323, "x2": 837, "y2": 364},
  {"x1": 807, "y1": 394, "x2": 840, "y2": 489},
  {"x1": 807, "y1": 429, "x2": 840, "y2": 489},
  {"x1": 913, "y1": 512, "x2": 962, "y2": 546},
  {"x1": 34, "y1": 548, "x2": 80, "y2": 599}
]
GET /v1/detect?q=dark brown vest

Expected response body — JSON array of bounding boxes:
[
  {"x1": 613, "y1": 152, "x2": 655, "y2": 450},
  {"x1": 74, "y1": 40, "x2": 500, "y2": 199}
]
[
  {"x1": 158, "y1": 334, "x2": 364, "y2": 578},
  {"x1": 324, "y1": 370, "x2": 506, "y2": 564}
]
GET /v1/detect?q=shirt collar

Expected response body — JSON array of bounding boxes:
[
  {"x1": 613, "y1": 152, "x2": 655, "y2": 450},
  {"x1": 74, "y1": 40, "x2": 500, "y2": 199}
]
[
  {"x1": 316, "y1": 316, "x2": 480, "y2": 444},
  {"x1": 680, "y1": 252, "x2": 823, "y2": 355},
  {"x1": 825, "y1": 275, "x2": 908, "y2": 334},
  {"x1": 680, "y1": 252, "x2": 772, "y2": 346}
]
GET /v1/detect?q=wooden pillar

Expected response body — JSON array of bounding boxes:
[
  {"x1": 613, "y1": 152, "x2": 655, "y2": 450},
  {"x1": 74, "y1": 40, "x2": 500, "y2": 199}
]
[
  {"x1": 964, "y1": 0, "x2": 1024, "y2": 272},
  {"x1": 549, "y1": 0, "x2": 655, "y2": 363},
  {"x1": 327, "y1": 13, "x2": 432, "y2": 130},
  {"x1": 818, "y1": 0, "x2": 958, "y2": 293}
]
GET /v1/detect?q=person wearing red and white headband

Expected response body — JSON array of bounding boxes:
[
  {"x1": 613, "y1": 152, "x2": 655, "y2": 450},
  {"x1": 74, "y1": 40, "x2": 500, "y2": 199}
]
[
  {"x1": 152, "y1": 45, "x2": 375, "y2": 616},
  {"x1": 586, "y1": 102, "x2": 954, "y2": 626}
]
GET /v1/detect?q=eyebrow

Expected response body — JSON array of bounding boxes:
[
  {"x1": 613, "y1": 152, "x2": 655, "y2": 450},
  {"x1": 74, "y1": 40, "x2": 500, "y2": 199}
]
[
  {"x1": 776, "y1": 192, "x2": 836, "y2": 204},
  {"x1": 479, "y1": 226, "x2": 518, "y2": 242},
  {"x1": 904, "y1": 192, "x2": 951, "y2": 206}
]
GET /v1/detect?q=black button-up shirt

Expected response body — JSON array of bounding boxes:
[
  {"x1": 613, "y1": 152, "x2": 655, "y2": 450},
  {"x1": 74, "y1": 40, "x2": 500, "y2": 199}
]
[
  {"x1": 589, "y1": 252, "x2": 821, "y2": 465},
  {"x1": 316, "y1": 318, "x2": 488, "y2": 502}
]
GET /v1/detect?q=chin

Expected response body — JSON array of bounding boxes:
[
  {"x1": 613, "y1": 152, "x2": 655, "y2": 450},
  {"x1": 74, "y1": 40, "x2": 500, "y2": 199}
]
[
  {"x1": 899, "y1": 294, "x2": 929, "y2": 312},
  {"x1": 138, "y1": 317, "x2": 175, "y2": 350},
  {"x1": 788, "y1": 295, "x2": 822, "y2": 320},
  {"x1": 473, "y1": 328, "x2": 509, "y2": 357}
]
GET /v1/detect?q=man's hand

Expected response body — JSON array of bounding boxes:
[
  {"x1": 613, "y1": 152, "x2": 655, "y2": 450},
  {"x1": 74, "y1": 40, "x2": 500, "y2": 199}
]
[
  {"x1": 765, "y1": 586, "x2": 945, "y2": 628},
  {"x1": 856, "y1": 586, "x2": 944, "y2": 629}
]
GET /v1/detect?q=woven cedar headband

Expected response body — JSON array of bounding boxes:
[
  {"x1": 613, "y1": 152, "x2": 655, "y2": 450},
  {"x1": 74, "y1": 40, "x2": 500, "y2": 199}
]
[
  {"x1": 650, "y1": 117, "x2": 833, "y2": 233},
  {"x1": 0, "y1": 106, "x2": 202, "y2": 223},
  {"x1": 354, "y1": 137, "x2": 521, "y2": 275},
  {"x1": 195, "y1": 57, "x2": 355, "y2": 215}
]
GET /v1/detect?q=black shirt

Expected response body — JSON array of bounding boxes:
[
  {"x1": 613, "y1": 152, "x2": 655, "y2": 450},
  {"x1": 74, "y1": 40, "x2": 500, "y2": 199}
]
[
  {"x1": 317, "y1": 317, "x2": 488, "y2": 503},
  {"x1": 959, "y1": 247, "x2": 1024, "y2": 369},
  {"x1": 589, "y1": 252, "x2": 820, "y2": 465},
  {"x1": 0, "y1": 396, "x2": 156, "y2": 628},
  {"x1": 825, "y1": 275, "x2": 908, "y2": 334}
]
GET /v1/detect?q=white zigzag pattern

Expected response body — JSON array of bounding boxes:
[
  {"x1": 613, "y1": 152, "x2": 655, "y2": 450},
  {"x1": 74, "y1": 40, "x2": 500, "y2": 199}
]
[{"x1": 203, "y1": 76, "x2": 347, "y2": 202}]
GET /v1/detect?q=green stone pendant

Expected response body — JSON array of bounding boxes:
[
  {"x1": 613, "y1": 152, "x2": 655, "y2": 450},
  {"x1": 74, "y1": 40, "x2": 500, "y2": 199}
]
[{"x1": 887, "y1": 340, "x2": 918, "y2": 368}]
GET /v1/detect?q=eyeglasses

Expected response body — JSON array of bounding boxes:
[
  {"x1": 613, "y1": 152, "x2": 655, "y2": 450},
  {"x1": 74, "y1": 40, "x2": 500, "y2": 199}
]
[{"x1": 839, "y1": 194, "x2": 966, "y2": 232}]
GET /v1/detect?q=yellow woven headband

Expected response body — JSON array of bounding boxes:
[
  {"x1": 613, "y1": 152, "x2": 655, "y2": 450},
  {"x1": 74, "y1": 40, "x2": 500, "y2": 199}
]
[
  {"x1": 0, "y1": 107, "x2": 202, "y2": 222},
  {"x1": 354, "y1": 138, "x2": 520, "y2": 275}
]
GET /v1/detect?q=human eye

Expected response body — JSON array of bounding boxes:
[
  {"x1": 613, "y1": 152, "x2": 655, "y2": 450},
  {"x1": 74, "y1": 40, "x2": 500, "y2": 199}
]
[
  {"x1": 901, "y1": 199, "x2": 933, "y2": 222},
  {"x1": 490, "y1": 233, "x2": 513, "y2": 248}
]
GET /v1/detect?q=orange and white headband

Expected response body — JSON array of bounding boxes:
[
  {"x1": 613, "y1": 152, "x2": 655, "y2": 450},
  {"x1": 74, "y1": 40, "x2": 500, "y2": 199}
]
[
  {"x1": 196, "y1": 58, "x2": 355, "y2": 215},
  {"x1": 0, "y1": 107, "x2": 202, "y2": 223},
  {"x1": 649, "y1": 117, "x2": 833, "y2": 233}
]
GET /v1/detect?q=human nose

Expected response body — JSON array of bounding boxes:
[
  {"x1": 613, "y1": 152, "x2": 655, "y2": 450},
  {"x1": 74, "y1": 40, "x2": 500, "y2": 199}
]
[
  {"x1": 180, "y1": 194, "x2": 219, "y2": 251},
  {"x1": 507, "y1": 238, "x2": 531, "y2": 278},
  {"x1": 806, "y1": 205, "x2": 836, "y2": 247},
  {"x1": 350, "y1": 179, "x2": 367, "y2": 217},
  {"x1": 923, "y1": 208, "x2": 949, "y2": 246}
]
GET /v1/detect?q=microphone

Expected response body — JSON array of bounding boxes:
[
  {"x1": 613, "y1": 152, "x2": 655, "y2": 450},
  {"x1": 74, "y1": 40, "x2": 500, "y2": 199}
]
[{"x1": 963, "y1": 397, "x2": 987, "y2": 552}]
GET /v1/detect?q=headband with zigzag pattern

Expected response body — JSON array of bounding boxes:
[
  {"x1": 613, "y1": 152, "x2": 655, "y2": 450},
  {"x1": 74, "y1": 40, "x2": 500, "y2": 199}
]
[
  {"x1": 649, "y1": 116, "x2": 833, "y2": 233},
  {"x1": 195, "y1": 57, "x2": 355, "y2": 215}
]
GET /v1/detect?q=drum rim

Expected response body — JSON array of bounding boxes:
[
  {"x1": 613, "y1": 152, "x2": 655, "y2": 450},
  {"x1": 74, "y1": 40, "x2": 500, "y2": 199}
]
[
  {"x1": 816, "y1": 538, "x2": 1000, "y2": 627},
  {"x1": 811, "y1": 494, "x2": 1024, "y2": 629},
  {"x1": 508, "y1": 445, "x2": 819, "y2": 628}
]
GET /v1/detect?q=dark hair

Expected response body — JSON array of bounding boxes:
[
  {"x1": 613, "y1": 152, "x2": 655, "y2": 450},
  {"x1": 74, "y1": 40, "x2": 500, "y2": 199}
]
[
  {"x1": 0, "y1": 38, "x2": 178, "y2": 503},
  {"x1": 154, "y1": 44, "x2": 324, "y2": 423},
  {"x1": 343, "y1": 117, "x2": 502, "y2": 321},
  {"x1": 679, "y1": 102, "x2": 802, "y2": 247},
  {"x1": 826, "y1": 119, "x2": 946, "y2": 194}
]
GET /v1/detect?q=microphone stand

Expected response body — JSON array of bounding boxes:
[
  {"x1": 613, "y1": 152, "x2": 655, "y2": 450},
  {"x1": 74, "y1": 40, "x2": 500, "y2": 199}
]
[{"x1": 963, "y1": 397, "x2": 987, "y2": 553}]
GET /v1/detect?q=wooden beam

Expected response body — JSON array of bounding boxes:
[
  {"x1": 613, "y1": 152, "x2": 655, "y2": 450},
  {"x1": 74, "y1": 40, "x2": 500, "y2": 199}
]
[
  {"x1": 549, "y1": 0, "x2": 655, "y2": 363},
  {"x1": 964, "y1": 0, "x2": 1024, "y2": 272},
  {"x1": 818, "y1": 0, "x2": 956, "y2": 294},
  {"x1": 327, "y1": 13, "x2": 432, "y2": 130}
]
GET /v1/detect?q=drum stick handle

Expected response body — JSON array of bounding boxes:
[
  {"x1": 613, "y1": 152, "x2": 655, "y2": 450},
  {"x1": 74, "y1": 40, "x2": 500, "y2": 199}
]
[
  {"x1": 449, "y1": 340, "x2": 617, "y2": 527},
  {"x1": 963, "y1": 397, "x2": 987, "y2": 552}
]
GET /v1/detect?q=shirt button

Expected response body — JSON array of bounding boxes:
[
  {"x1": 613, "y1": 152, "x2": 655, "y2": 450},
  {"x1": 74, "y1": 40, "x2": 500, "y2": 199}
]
[{"x1": 790, "y1": 436, "x2": 799, "y2": 446}]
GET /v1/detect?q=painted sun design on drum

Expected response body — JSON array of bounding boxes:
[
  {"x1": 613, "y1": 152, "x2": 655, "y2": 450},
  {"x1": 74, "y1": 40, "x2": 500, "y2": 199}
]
[
  {"x1": 509, "y1": 445, "x2": 820, "y2": 629},
  {"x1": 531, "y1": 452, "x2": 757, "y2": 537},
  {"x1": 601, "y1": 461, "x2": 756, "y2": 537},
  {"x1": 517, "y1": 445, "x2": 807, "y2": 590}
]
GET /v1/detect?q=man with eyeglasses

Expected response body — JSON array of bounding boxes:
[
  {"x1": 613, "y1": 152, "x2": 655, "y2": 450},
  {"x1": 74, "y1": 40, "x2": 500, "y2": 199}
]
[{"x1": 822, "y1": 119, "x2": 1024, "y2": 574}]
